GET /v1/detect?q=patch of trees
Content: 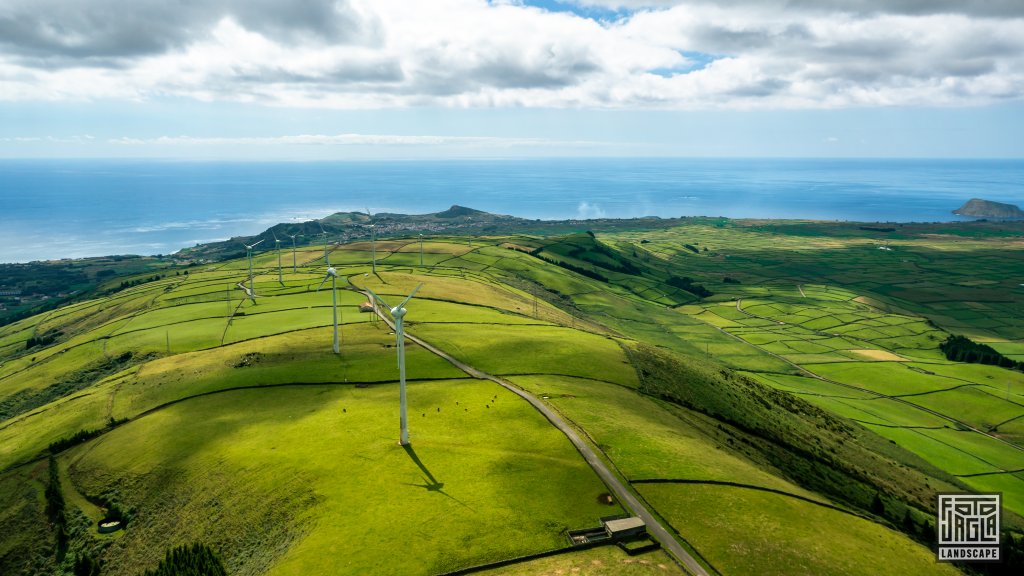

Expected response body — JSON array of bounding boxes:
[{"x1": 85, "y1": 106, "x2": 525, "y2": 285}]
[
  {"x1": 49, "y1": 417, "x2": 128, "y2": 454},
  {"x1": 1, "y1": 351, "x2": 133, "y2": 421},
  {"x1": 49, "y1": 428, "x2": 103, "y2": 454},
  {"x1": 0, "y1": 263, "x2": 89, "y2": 296},
  {"x1": 45, "y1": 456, "x2": 68, "y2": 558},
  {"x1": 26, "y1": 330, "x2": 63, "y2": 350},
  {"x1": 73, "y1": 553, "x2": 102, "y2": 576},
  {"x1": 939, "y1": 334, "x2": 1021, "y2": 369},
  {"x1": 667, "y1": 276, "x2": 713, "y2": 298},
  {"x1": 859, "y1": 226, "x2": 896, "y2": 232},
  {"x1": 539, "y1": 254, "x2": 609, "y2": 282},
  {"x1": 723, "y1": 276, "x2": 741, "y2": 284},
  {"x1": 566, "y1": 243, "x2": 642, "y2": 276},
  {"x1": 95, "y1": 269, "x2": 117, "y2": 279},
  {"x1": 142, "y1": 543, "x2": 228, "y2": 576},
  {"x1": 683, "y1": 244, "x2": 700, "y2": 254},
  {"x1": 118, "y1": 274, "x2": 164, "y2": 290}
]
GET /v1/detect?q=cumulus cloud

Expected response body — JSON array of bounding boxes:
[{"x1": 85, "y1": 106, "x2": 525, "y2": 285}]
[
  {"x1": 0, "y1": 0, "x2": 1021, "y2": 109},
  {"x1": 565, "y1": 0, "x2": 1024, "y2": 17}
]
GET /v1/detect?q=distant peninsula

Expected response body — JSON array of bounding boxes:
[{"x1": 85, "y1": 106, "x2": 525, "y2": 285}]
[{"x1": 953, "y1": 198, "x2": 1024, "y2": 219}]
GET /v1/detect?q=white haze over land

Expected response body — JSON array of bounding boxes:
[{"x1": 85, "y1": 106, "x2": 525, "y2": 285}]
[{"x1": 0, "y1": 1, "x2": 1021, "y2": 158}]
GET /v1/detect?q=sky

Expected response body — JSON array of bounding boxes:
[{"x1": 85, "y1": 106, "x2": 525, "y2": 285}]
[{"x1": 0, "y1": 0, "x2": 1022, "y2": 159}]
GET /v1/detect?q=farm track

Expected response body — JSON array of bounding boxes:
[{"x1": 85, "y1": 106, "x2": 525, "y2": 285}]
[{"x1": 364, "y1": 289, "x2": 711, "y2": 576}]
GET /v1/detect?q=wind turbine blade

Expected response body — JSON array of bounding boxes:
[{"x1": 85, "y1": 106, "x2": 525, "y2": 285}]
[
  {"x1": 316, "y1": 274, "x2": 330, "y2": 292},
  {"x1": 365, "y1": 287, "x2": 392, "y2": 310},
  {"x1": 397, "y1": 283, "x2": 423, "y2": 309},
  {"x1": 251, "y1": 238, "x2": 265, "y2": 248},
  {"x1": 272, "y1": 230, "x2": 278, "y2": 242}
]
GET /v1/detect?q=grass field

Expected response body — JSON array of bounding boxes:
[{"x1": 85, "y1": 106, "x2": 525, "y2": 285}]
[
  {"x1": 483, "y1": 545, "x2": 684, "y2": 575},
  {"x1": 504, "y1": 374, "x2": 953, "y2": 576},
  {"x1": 5, "y1": 221, "x2": 1024, "y2": 575},
  {"x1": 65, "y1": 381, "x2": 620, "y2": 576},
  {"x1": 638, "y1": 483, "x2": 960, "y2": 576}
]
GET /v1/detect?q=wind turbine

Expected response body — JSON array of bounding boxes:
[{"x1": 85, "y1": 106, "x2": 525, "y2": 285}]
[
  {"x1": 419, "y1": 233, "x2": 424, "y2": 267},
  {"x1": 317, "y1": 266, "x2": 342, "y2": 354},
  {"x1": 317, "y1": 221, "x2": 330, "y2": 266},
  {"x1": 272, "y1": 231, "x2": 284, "y2": 285},
  {"x1": 367, "y1": 283, "x2": 423, "y2": 446},
  {"x1": 366, "y1": 208, "x2": 377, "y2": 274},
  {"x1": 243, "y1": 238, "x2": 264, "y2": 302},
  {"x1": 286, "y1": 233, "x2": 301, "y2": 272}
]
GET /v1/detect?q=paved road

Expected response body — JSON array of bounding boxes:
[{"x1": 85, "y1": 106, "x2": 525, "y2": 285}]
[{"x1": 365, "y1": 292, "x2": 710, "y2": 576}]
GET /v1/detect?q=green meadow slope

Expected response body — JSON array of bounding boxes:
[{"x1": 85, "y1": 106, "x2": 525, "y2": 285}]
[{"x1": 3, "y1": 220, "x2": 1022, "y2": 575}]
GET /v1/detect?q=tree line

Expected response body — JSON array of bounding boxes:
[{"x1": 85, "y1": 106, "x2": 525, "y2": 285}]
[{"x1": 940, "y1": 334, "x2": 1021, "y2": 369}]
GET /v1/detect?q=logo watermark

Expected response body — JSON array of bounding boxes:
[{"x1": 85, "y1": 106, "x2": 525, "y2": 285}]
[{"x1": 937, "y1": 493, "x2": 1001, "y2": 562}]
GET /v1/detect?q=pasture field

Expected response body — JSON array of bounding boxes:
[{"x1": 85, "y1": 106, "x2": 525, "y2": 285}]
[
  {"x1": 637, "y1": 483, "x2": 960, "y2": 576},
  {"x1": 505, "y1": 374, "x2": 953, "y2": 576},
  {"x1": 483, "y1": 544, "x2": 684, "y2": 575},
  {"x1": 609, "y1": 224, "x2": 1024, "y2": 520},
  {"x1": 65, "y1": 381, "x2": 618, "y2": 576},
  {"x1": 4, "y1": 219, "x2": 1024, "y2": 576}
]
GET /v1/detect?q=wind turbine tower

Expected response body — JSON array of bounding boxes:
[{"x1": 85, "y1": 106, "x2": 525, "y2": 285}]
[
  {"x1": 368, "y1": 284, "x2": 423, "y2": 446},
  {"x1": 366, "y1": 209, "x2": 377, "y2": 274},
  {"x1": 243, "y1": 239, "x2": 265, "y2": 302},
  {"x1": 286, "y1": 233, "x2": 300, "y2": 272},
  {"x1": 318, "y1": 222, "x2": 330, "y2": 266},
  {"x1": 273, "y1": 232, "x2": 283, "y2": 285},
  {"x1": 317, "y1": 266, "x2": 342, "y2": 354}
]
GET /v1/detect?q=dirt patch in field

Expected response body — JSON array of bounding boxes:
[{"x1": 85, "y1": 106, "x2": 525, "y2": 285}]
[{"x1": 849, "y1": 349, "x2": 906, "y2": 361}]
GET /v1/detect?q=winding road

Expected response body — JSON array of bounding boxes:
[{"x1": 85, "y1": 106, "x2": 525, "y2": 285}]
[{"x1": 364, "y1": 290, "x2": 710, "y2": 576}]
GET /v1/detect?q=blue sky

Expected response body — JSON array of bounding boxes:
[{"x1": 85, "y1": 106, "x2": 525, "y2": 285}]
[{"x1": 0, "y1": 0, "x2": 1022, "y2": 159}]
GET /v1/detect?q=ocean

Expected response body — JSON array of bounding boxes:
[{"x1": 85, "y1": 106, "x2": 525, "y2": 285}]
[{"x1": 1, "y1": 158, "x2": 1021, "y2": 263}]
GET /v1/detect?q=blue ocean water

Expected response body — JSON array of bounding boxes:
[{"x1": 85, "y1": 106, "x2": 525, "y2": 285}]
[{"x1": 1, "y1": 158, "x2": 1021, "y2": 263}]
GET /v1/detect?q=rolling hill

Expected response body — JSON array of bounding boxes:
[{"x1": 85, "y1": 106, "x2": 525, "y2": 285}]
[{"x1": 2, "y1": 214, "x2": 1023, "y2": 575}]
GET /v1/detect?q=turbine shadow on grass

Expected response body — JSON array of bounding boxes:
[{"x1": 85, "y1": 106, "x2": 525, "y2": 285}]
[{"x1": 401, "y1": 444, "x2": 472, "y2": 509}]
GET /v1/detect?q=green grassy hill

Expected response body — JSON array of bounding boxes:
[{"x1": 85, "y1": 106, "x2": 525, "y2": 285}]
[{"x1": 3, "y1": 220, "x2": 1023, "y2": 575}]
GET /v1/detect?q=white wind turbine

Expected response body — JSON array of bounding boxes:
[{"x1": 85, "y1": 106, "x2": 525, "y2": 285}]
[
  {"x1": 318, "y1": 221, "x2": 330, "y2": 266},
  {"x1": 273, "y1": 231, "x2": 284, "y2": 285},
  {"x1": 366, "y1": 208, "x2": 377, "y2": 274},
  {"x1": 286, "y1": 233, "x2": 301, "y2": 272},
  {"x1": 367, "y1": 283, "x2": 423, "y2": 446},
  {"x1": 317, "y1": 266, "x2": 342, "y2": 354},
  {"x1": 243, "y1": 238, "x2": 265, "y2": 302}
]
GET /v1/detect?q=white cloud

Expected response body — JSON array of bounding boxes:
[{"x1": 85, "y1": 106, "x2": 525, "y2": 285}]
[
  {"x1": 107, "y1": 132, "x2": 608, "y2": 147},
  {"x1": 0, "y1": 135, "x2": 95, "y2": 143},
  {"x1": 0, "y1": 0, "x2": 1021, "y2": 109}
]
